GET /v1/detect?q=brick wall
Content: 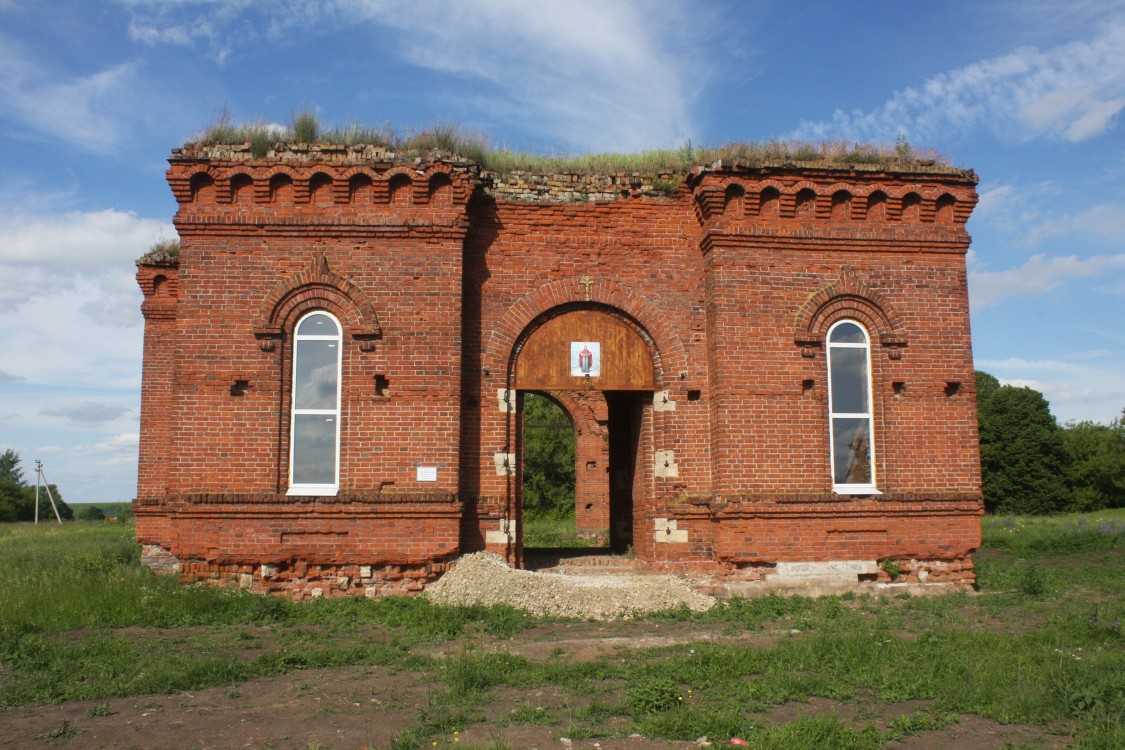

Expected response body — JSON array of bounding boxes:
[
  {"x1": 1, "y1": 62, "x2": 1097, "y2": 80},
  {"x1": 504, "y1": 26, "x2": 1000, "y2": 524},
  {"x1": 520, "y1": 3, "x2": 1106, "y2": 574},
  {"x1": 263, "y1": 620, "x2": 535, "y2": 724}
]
[{"x1": 136, "y1": 144, "x2": 983, "y2": 596}]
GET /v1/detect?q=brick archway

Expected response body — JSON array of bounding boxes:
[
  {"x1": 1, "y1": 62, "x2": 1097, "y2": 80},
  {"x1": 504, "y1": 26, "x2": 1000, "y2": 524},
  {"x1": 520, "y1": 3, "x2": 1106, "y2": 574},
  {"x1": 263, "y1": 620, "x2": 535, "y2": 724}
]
[
  {"x1": 484, "y1": 278, "x2": 689, "y2": 390},
  {"x1": 507, "y1": 303, "x2": 661, "y2": 555}
]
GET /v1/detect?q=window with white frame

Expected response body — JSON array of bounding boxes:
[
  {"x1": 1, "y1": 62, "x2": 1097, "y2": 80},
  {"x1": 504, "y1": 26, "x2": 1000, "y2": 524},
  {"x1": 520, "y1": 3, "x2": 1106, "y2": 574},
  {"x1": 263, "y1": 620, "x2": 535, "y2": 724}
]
[
  {"x1": 288, "y1": 311, "x2": 342, "y2": 496},
  {"x1": 827, "y1": 320, "x2": 877, "y2": 493}
]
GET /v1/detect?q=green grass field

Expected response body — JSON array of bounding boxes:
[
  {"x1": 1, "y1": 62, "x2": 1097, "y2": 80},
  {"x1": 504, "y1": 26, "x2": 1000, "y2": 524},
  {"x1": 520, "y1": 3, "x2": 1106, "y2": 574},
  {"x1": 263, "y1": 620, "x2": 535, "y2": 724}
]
[{"x1": 1, "y1": 514, "x2": 1122, "y2": 749}]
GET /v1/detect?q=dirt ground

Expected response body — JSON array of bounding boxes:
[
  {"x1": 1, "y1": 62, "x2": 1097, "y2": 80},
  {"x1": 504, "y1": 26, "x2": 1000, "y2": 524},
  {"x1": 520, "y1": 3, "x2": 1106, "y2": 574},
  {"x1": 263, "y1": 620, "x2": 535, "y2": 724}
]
[{"x1": 1, "y1": 622, "x2": 1073, "y2": 750}]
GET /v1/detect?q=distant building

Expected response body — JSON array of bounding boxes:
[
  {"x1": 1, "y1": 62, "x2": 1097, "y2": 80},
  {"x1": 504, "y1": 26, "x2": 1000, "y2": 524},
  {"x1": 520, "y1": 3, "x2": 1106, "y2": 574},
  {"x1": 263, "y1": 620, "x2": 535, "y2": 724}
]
[{"x1": 135, "y1": 142, "x2": 983, "y2": 597}]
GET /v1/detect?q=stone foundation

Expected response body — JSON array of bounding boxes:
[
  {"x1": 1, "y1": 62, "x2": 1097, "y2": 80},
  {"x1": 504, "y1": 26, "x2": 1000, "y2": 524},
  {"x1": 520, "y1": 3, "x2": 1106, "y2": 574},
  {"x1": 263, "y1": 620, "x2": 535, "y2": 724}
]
[{"x1": 146, "y1": 544, "x2": 456, "y2": 600}]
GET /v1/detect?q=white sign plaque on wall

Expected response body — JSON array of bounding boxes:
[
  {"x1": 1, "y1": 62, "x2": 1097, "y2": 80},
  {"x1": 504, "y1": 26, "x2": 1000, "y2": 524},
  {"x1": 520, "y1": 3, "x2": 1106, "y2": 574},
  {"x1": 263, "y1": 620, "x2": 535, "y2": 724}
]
[
  {"x1": 570, "y1": 342, "x2": 601, "y2": 377},
  {"x1": 416, "y1": 466, "x2": 438, "y2": 482}
]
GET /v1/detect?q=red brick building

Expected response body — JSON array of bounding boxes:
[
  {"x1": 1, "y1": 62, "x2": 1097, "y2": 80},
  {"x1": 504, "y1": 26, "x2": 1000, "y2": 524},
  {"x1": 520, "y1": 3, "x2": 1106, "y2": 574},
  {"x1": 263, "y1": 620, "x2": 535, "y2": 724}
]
[{"x1": 135, "y1": 142, "x2": 983, "y2": 597}]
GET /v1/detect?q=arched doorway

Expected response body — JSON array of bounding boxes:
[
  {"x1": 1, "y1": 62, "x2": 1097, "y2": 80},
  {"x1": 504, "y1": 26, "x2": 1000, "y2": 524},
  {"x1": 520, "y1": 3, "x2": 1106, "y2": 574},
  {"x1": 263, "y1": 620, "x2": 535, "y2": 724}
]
[{"x1": 513, "y1": 307, "x2": 656, "y2": 557}]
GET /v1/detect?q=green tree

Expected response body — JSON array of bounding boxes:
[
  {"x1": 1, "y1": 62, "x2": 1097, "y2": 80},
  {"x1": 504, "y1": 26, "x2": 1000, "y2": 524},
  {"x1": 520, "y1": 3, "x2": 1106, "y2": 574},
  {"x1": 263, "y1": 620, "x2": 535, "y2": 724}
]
[
  {"x1": 976, "y1": 372, "x2": 1070, "y2": 514},
  {"x1": 78, "y1": 505, "x2": 106, "y2": 521},
  {"x1": 975, "y1": 370, "x2": 1001, "y2": 403},
  {"x1": 0, "y1": 449, "x2": 24, "y2": 522},
  {"x1": 0, "y1": 449, "x2": 72, "y2": 522},
  {"x1": 522, "y1": 393, "x2": 576, "y2": 520},
  {"x1": 1062, "y1": 411, "x2": 1125, "y2": 510}
]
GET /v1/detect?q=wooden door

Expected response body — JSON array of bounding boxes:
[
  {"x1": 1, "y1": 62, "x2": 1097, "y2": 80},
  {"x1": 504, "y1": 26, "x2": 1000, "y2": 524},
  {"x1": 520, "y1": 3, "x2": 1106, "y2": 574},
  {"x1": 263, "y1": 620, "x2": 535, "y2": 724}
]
[{"x1": 514, "y1": 310, "x2": 654, "y2": 391}]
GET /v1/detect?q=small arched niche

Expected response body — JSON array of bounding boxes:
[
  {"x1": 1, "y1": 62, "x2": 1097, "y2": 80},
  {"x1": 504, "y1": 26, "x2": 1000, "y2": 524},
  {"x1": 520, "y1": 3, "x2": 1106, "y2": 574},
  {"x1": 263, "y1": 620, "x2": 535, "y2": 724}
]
[
  {"x1": 900, "y1": 192, "x2": 922, "y2": 222},
  {"x1": 795, "y1": 188, "x2": 817, "y2": 218},
  {"x1": 190, "y1": 173, "x2": 215, "y2": 203},
  {"x1": 429, "y1": 173, "x2": 453, "y2": 204},
  {"x1": 230, "y1": 174, "x2": 253, "y2": 204},
  {"x1": 349, "y1": 174, "x2": 374, "y2": 204},
  {"x1": 831, "y1": 190, "x2": 853, "y2": 221},
  {"x1": 759, "y1": 186, "x2": 781, "y2": 217},
  {"x1": 389, "y1": 174, "x2": 412, "y2": 205},
  {"x1": 269, "y1": 174, "x2": 294, "y2": 204},
  {"x1": 309, "y1": 173, "x2": 333, "y2": 205},
  {"x1": 723, "y1": 184, "x2": 745, "y2": 218},
  {"x1": 867, "y1": 190, "x2": 888, "y2": 221},
  {"x1": 935, "y1": 194, "x2": 957, "y2": 225}
]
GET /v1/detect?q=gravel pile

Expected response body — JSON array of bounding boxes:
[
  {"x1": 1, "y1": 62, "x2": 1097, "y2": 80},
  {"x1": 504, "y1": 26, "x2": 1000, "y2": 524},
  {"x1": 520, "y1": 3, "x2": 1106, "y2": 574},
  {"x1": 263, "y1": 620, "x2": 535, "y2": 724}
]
[{"x1": 424, "y1": 552, "x2": 716, "y2": 619}]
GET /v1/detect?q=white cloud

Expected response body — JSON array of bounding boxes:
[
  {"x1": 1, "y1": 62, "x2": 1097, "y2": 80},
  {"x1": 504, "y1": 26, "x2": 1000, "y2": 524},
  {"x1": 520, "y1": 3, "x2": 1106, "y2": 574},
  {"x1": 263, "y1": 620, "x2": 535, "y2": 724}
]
[
  {"x1": 1024, "y1": 204, "x2": 1125, "y2": 246},
  {"x1": 969, "y1": 253, "x2": 1125, "y2": 308},
  {"x1": 1018, "y1": 86, "x2": 1125, "y2": 141},
  {"x1": 0, "y1": 33, "x2": 145, "y2": 154},
  {"x1": 0, "y1": 194, "x2": 160, "y2": 503},
  {"x1": 1069, "y1": 349, "x2": 1114, "y2": 361},
  {"x1": 40, "y1": 402, "x2": 132, "y2": 427},
  {"x1": 0, "y1": 208, "x2": 171, "y2": 270},
  {"x1": 790, "y1": 23, "x2": 1125, "y2": 144},
  {"x1": 117, "y1": 0, "x2": 710, "y2": 151},
  {"x1": 973, "y1": 185, "x2": 1018, "y2": 220},
  {"x1": 122, "y1": 0, "x2": 253, "y2": 63},
  {"x1": 69, "y1": 433, "x2": 140, "y2": 470},
  {"x1": 72, "y1": 432, "x2": 139, "y2": 457},
  {"x1": 0, "y1": 277, "x2": 144, "y2": 388},
  {"x1": 976, "y1": 357, "x2": 1090, "y2": 374}
]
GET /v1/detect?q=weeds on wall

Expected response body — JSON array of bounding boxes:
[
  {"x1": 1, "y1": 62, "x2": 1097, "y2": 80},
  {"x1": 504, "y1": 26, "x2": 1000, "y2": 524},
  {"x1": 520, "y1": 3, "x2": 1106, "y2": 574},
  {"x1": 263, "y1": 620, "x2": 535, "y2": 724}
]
[
  {"x1": 135, "y1": 237, "x2": 180, "y2": 267},
  {"x1": 186, "y1": 110, "x2": 950, "y2": 178}
]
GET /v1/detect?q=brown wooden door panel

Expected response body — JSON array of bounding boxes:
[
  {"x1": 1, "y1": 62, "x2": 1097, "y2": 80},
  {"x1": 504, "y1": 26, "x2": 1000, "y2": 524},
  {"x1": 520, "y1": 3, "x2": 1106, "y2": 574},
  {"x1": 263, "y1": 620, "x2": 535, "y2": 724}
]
[{"x1": 514, "y1": 310, "x2": 655, "y2": 391}]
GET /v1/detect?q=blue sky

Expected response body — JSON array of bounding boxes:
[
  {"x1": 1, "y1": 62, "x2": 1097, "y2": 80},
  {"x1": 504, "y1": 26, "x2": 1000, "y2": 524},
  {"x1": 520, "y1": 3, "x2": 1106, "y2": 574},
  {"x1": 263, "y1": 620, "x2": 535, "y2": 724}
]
[{"x1": 1, "y1": 0, "x2": 1124, "y2": 504}]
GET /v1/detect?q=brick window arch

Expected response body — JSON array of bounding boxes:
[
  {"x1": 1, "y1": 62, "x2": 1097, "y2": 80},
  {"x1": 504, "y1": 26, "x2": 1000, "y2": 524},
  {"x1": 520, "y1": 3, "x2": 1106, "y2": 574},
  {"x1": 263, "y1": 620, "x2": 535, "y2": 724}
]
[
  {"x1": 827, "y1": 319, "x2": 877, "y2": 494},
  {"x1": 288, "y1": 310, "x2": 342, "y2": 496}
]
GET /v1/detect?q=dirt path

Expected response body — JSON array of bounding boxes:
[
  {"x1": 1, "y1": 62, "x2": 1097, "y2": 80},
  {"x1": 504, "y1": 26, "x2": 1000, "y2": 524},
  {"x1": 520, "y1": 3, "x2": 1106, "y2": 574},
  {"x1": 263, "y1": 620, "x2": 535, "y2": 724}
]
[{"x1": 1, "y1": 623, "x2": 1073, "y2": 750}]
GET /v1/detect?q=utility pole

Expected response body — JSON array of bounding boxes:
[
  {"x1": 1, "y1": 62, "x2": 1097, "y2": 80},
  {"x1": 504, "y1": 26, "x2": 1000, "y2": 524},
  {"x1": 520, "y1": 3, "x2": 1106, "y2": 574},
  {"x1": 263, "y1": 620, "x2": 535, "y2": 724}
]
[{"x1": 34, "y1": 460, "x2": 63, "y2": 524}]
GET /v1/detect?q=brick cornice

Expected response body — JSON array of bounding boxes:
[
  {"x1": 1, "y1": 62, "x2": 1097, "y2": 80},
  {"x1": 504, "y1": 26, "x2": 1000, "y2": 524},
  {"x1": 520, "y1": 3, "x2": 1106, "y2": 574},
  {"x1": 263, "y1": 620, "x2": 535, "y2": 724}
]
[
  {"x1": 700, "y1": 494, "x2": 983, "y2": 518},
  {"x1": 698, "y1": 226, "x2": 971, "y2": 255},
  {"x1": 173, "y1": 215, "x2": 470, "y2": 240}
]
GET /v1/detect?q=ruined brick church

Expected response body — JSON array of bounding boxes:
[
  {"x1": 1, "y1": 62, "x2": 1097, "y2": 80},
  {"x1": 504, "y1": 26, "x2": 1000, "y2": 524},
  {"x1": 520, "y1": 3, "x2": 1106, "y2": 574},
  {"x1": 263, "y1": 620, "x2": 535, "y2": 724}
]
[{"x1": 135, "y1": 140, "x2": 984, "y2": 597}]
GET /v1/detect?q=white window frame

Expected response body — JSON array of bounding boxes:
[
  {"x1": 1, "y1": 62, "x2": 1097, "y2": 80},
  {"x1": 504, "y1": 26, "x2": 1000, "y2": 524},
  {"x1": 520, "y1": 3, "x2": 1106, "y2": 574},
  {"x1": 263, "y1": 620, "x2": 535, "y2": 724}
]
[
  {"x1": 287, "y1": 310, "x2": 342, "y2": 497},
  {"x1": 826, "y1": 319, "x2": 879, "y2": 495}
]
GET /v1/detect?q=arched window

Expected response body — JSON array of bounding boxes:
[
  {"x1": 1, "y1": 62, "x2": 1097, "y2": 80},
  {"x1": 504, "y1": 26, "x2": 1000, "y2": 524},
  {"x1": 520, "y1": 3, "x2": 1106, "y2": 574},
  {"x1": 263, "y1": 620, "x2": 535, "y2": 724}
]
[
  {"x1": 827, "y1": 320, "x2": 876, "y2": 493},
  {"x1": 288, "y1": 311, "x2": 342, "y2": 496}
]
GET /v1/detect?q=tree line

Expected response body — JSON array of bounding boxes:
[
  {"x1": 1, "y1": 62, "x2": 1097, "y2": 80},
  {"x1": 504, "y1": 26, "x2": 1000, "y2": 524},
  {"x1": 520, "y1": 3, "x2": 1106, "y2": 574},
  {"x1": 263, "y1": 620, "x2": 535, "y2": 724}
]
[
  {"x1": 976, "y1": 371, "x2": 1125, "y2": 514},
  {"x1": 0, "y1": 449, "x2": 73, "y2": 521}
]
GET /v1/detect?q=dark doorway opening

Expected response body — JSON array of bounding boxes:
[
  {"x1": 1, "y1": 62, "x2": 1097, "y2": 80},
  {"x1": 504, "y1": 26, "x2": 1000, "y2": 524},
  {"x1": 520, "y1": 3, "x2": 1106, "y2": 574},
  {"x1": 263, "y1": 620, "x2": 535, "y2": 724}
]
[
  {"x1": 519, "y1": 390, "x2": 645, "y2": 567},
  {"x1": 606, "y1": 391, "x2": 646, "y2": 554}
]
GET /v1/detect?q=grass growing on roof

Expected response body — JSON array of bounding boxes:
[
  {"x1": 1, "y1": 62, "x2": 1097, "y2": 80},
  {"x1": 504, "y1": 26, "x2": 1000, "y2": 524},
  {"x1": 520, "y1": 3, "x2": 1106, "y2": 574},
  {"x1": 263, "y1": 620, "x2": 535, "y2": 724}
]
[{"x1": 186, "y1": 111, "x2": 952, "y2": 177}]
